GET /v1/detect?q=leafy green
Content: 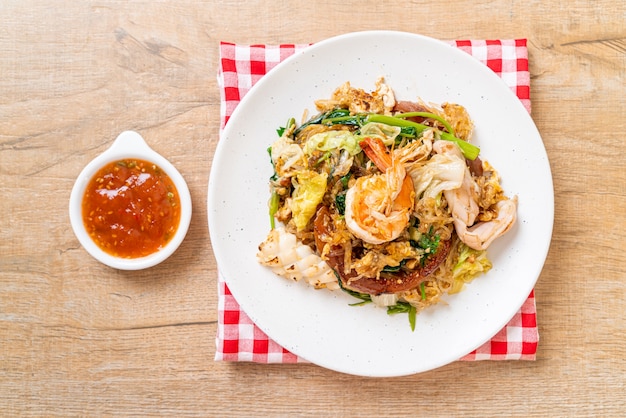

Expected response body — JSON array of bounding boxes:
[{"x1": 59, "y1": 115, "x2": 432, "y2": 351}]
[
  {"x1": 387, "y1": 302, "x2": 417, "y2": 331},
  {"x1": 303, "y1": 130, "x2": 362, "y2": 156},
  {"x1": 418, "y1": 229, "x2": 441, "y2": 255},
  {"x1": 315, "y1": 151, "x2": 333, "y2": 166},
  {"x1": 411, "y1": 226, "x2": 441, "y2": 258},
  {"x1": 294, "y1": 109, "x2": 354, "y2": 136},
  {"x1": 337, "y1": 272, "x2": 418, "y2": 331},
  {"x1": 340, "y1": 172, "x2": 351, "y2": 189},
  {"x1": 266, "y1": 146, "x2": 278, "y2": 181},
  {"x1": 321, "y1": 108, "x2": 365, "y2": 127},
  {"x1": 399, "y1": 126, "x2": 418, "y2": 138},
  {"x1": 335, "y1": 192, "x2": 346, "y2": 216},
  {"x1": 276, "y1": 117, "x2": 296, "y2": 137},
  {"x1": 359, "y1": 122, "x2": 402, "y2": 145},
  {"x1": 365, "y1": 114, "x2": 480, "y2": 160},
  {"x1": 291, "y1": 109, "x2": 478, "y2": 159},
  {"x1": 450, "y1": 243, "x2": 493, "y2": 294},
  {"x1": 336, "y1": 275, "x2": 372, "y2": 306},
  {"x1": 394, "y1": 111, "x2": 456, "y2": 136},
  {"x1": 381, "y1": 259, "x2": 407, "y2": 273},
  {"x1": 268, "y1": 191, "x2": 280, "y2": 230}
]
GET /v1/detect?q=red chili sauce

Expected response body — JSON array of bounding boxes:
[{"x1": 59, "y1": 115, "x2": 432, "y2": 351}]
[{"x1": 82, "y1": 159, "x2": 181, "y2": 258}]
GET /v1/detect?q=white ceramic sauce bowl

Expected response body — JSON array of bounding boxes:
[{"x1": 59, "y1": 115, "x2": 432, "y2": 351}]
[{"x1": 69, "y1": 131, "x2": 192, "y2": 270}]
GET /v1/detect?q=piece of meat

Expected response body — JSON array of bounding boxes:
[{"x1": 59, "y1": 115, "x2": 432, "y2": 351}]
[
  {"x1": 466, "y1": 155, "x2": 484, "y2": 177},
  {"x1": 313, "y1": 206, "x2": 451, "y2": 295},
  {"x1": 393, "y1": 101, "x2": 430, "y2": 123}
]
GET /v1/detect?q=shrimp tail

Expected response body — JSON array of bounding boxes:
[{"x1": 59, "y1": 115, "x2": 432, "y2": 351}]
[
  {"x1": 360, "y1": 136, "x2": 393, "y2": 170},
  {"x1": 360, "y1": 137, "x2": 415, "y2": 211}
]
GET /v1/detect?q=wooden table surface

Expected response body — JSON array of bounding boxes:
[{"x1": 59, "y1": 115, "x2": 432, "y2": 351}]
[{"x1": 2, "y1": 1, "x2": 625, "y2": 416}]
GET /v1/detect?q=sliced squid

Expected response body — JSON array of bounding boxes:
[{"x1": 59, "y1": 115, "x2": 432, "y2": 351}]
[
  {"x1": 453, "y1": 198, "x2": 518, "y2": 251},
  {"x1": 434, "y1": 140, "x2": 517, "y2": 250},
  {"x1": 257, "y1": 227, "x2": 339, "y2": 290}
]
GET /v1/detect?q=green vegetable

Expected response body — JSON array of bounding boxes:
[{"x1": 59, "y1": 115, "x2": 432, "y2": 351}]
[
  {"x1": 294, "y1": 109, "x2": 354, "y2": 136},
  {"x1": 336, "y1": 275, "x2": 372, "y2": 306},
  {"x1": 337, "y1": 273, "x2": 417, "y2": 331},
  {"x1": 418, "y1": 229, "x2": 440, "y2": 255},
  {"x1": 387, "y1": 302, "x2": 417, "y2": 331},
  {"x1": 268, "y1": 191, "x2": 280, "y2": 230},
  {"x1": 365, "y1": 114, "x2": 480, "y2": 160},
  {"x1": 394, "y1": 111, "x2": 456, "y2": 136},
  {"x1": 340, "y1": 172, "x2": 351, "y2": 189},
  {"x1": 381, "y1": 259, "x2": 407, "y2": 273},
  {"x1": 398, "y1": 126, "x2": 418, "y2": 139},
  {"x1": 335, "y1": 192, "x2": 346, "y2": 215},
  {"x1": 322, "y1": 109, "x2": 367, "y2": 127},
  {"x1": 450, "y1": 243, "x2": 493, "y2": 293},
  {"x1": 349, "y1": 298, "x2": 372, "y2": 307},
  {"x1": 315, "y1": 151, "x2": 333, "y2": 166},
  {"x1": 276, "y1": 117, "x2": 296, "y2": 137},
  {"x1": 303, "y1": 130, "x2": 362, "y2": 156},
  {"x1": 266, "y1": 146, "x2": 278, "y2": 181},
  {"x1": 359, "y1": 122, "x2": 402, "y2": 146},
  {"x1": 411, "y1": 226, "x2": 440, "y2": 259},
  {"x1": 292, "y1": 109, "x2": 478, "y2": 159},
  {"x1": 420, "y1": 282, "x2": 426, "y2": 301}
]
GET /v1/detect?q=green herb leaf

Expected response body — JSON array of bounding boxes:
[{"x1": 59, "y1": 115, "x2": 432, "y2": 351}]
[
  {"x1": 381, "y1": 259, "x2": 407, "y2": 273},
  {"x1": 276, "y1": 117, "x2": 296, "y2": 137},
  {"x1": 387, "y1": 301, "x2": 417, "y2": 331},
  {"x1": 294, "y1": 108, "x2": 366, "y2": 136},
  {"x1": 413, "y1": 226, "x2": 440, "y2": 256},
  {"x1": 387, "y1": 301, "x2": 411, "y2": 314},
  {"x1": 336, "y1": 274, "x2": 372, "y2": 304},
  {"x1": 293, "y1": 110, "x2": 336, "y2": 136},
  {"x1": 335, "y1": 192, "x2": 346, "y2": 216},
  {"x1": 340, "y1": 172, "x2": 351, "y2": 189},
  {"x1": 267, "y1": 146, "x2": 278, "y2": 181},
  {"x1": 322, "y1": 109, "x2": 365, "y2": 127},
  {"x1": 399, "y1": 126, "x2": 417, "y2": 138}
]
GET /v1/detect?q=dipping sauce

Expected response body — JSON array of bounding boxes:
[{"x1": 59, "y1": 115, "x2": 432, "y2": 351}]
[{"x1": 82, "y1": 159, "x2": 181, "y2": 258}]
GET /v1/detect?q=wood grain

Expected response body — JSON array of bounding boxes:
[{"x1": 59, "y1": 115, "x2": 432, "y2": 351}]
[{"x1": 1, "y1": 1, "x2": 625, "y2": 416}]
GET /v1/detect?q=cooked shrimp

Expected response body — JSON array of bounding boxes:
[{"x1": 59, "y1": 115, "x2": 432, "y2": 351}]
[
  {"x1": 344, "y1": 137, "x2": 415, "y2": 245},
  {"x1": 257, "y1": 227, "x2": 339, "y2": 290},
  {"x1": 434, "y1": 140, "x2": 517, "y2": 250}
]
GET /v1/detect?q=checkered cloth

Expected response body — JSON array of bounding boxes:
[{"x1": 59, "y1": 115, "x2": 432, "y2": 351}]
[{"x1": 215, "y1": 39, "x2": 538, "y2": 364}]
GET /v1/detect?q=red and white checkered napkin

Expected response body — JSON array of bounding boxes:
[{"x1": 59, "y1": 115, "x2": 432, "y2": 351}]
[{"x1": 215, "y1": 39, "x2": 538, "y2": 364}]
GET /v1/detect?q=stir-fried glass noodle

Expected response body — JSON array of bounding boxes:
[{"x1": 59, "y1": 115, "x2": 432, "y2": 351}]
[{"x1": 257, "y1": 78, "x2": 517, "y2": 329}]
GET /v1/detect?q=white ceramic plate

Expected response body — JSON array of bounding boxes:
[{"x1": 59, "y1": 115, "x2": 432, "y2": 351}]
[{"x1": 208, "y1": 31, "x2": 553, "y2": 377}]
